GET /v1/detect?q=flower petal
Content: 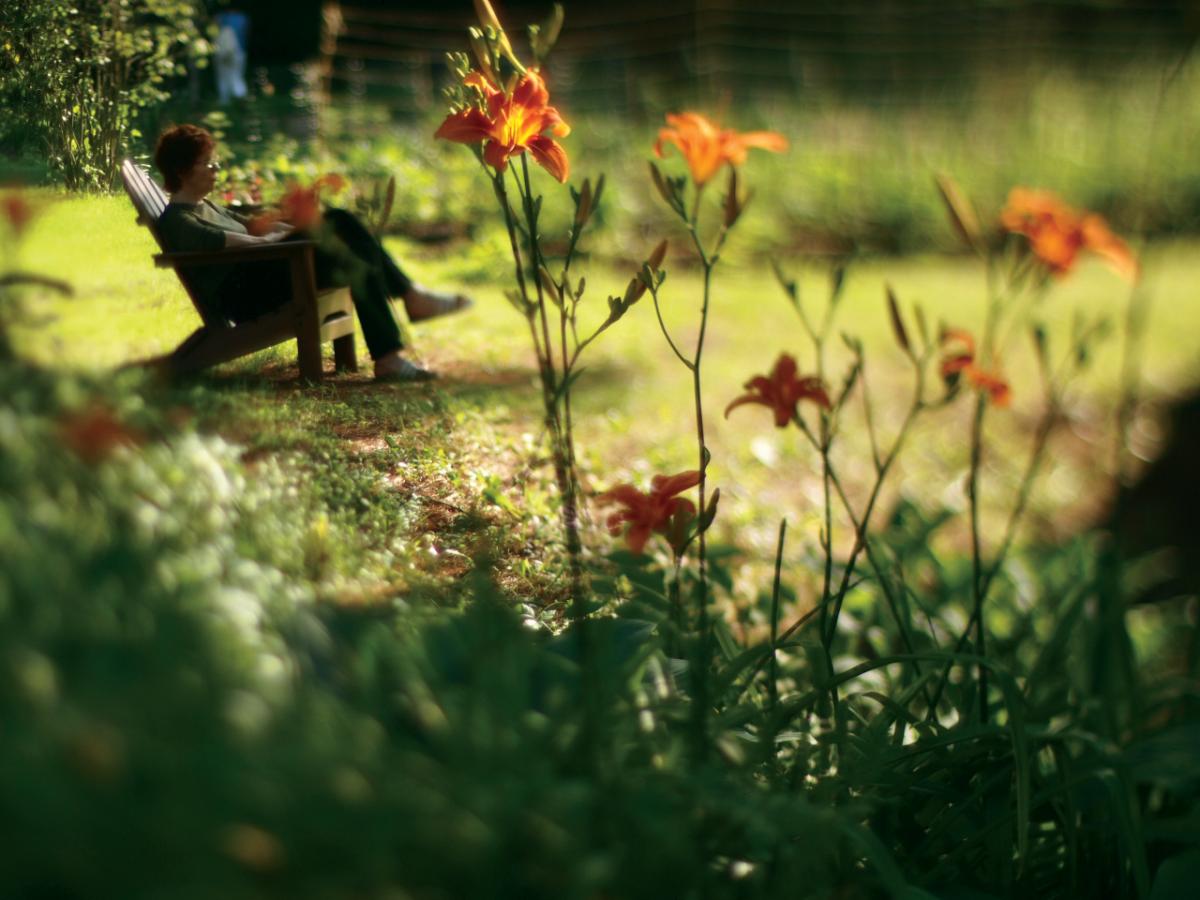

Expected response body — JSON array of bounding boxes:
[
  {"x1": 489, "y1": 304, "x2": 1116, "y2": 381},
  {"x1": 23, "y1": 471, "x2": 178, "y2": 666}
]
[
  {"x1": 725, "y1": 393, "x2": 765, "y2": 419},
  {"x1": 528, "y1": 136, "x2": 569, "y2": 183},
  {"x1": 482, "y1": 139, "x2": 513, "y2": 173},
  {"x1": 966, "y1": 366, "x2": 1011, "y2": 407},
  {"x1": 540, "y1": 105, "x2": 571, "y2": 138},
  {"x1": 435, "y1": 107, "x2": 495, "y2": 144},
  {"x1": 1082, "y1": 216, "x2": 1139, "y2": 282},
  {"x1": 771, "y1": 353, "x2": 798, "y2": 384},
  {"x1": 597, "y1": 484, "x2": 644, "y2": 507},
  {"x1": 736, "y1": 130, "x2": 789, "y2": 153},
  {"x1": 940, "y1": 353, "x2": 974, "y2": 378},
  {"x1": 511, "y1": 70, "x2": 550, "y2": 110},
  {"x1": 650, "y1": 469, "x2": 701, "y2": 498},
  {"x1": 939, "y1": 328, "x2": 976, "y2": 356},
  {"x1": 796, "y1": 376, "x2": 831, "y2": 410},
  {"x1": 626, "y1": 523, "x2": 652, "y2": 555}
]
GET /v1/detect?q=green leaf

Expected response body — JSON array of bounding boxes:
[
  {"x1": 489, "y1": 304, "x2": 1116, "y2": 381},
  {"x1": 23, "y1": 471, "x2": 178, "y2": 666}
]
[{"x1": 1149, "y1": 851, "x2": 1200, "y2": 900}]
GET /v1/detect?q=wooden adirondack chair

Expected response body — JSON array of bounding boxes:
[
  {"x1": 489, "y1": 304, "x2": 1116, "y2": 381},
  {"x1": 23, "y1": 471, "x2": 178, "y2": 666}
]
[{"x1": 120, "y1": 159, "x2": 357, "y2": 381}]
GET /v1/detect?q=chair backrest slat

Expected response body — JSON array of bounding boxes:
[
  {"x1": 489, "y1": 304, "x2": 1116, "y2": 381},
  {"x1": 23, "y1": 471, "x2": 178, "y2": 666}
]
[
  {"x1": 121, "y1": 160, "x2": 168, "y2": 239},
  {"x1": 120, "y1": 158, "x2": 219, "y2": 327}
]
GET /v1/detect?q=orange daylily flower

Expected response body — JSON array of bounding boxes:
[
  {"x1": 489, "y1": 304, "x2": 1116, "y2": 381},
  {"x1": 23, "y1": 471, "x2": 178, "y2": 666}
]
[
  {"x1": 939, "y1": 328, "x2": 977, "y2": 379},
  {"x1": 654, "y1": 112, "x2": 788, "y2": 186},
  {"x1": 58, "y1": 406, "x2": 142, "y2": 464},
  {"x1": 999, "y1": 188, "x2": 1138, "y2": 282},
  {"x1": 435, "y1": 70, "x2": 571, "y2": 183},
  {"x1": 597, "y1": 469, "x2": 702, "y2": 555},
  {"x1": 248, "y1": 174, "x2": 346, "y2": 234},
  {"x1": 2, "y1": 192, "x2": 35, "y2": 236},
  {"x1": 940, "y1": 328, "x2": 1011, "y2": 407},
  {"x1": 725, "y1": 353, "x2": 830, "y2": 428}
]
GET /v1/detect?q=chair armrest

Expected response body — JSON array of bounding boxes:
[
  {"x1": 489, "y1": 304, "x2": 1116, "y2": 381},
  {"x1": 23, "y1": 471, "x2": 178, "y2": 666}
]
[{"x1": 154, "y1": 241, "x2": 316, "y2": 269}]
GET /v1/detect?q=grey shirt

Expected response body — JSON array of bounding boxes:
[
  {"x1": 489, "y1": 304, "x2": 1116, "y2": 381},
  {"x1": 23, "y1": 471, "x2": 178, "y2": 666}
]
[{"x1": 157, "y1": 200, "x2": 250, "y2": 316}]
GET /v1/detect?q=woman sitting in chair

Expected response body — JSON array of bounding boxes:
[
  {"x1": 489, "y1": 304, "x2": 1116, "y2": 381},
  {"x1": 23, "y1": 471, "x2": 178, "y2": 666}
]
[{"x1": 153, "y1": 124, "x2": 471, "y2": 382}]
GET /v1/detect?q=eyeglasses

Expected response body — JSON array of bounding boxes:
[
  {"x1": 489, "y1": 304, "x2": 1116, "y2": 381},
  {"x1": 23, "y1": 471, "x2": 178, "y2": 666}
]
[{"x1": 201, "y1": 159, "x2": 221, "y2": 172}]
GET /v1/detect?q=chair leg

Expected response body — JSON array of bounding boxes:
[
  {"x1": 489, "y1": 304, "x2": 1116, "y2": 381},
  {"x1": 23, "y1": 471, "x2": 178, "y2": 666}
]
[
  {"x1": 296, "y1": 329, "x2": 323, "y2": 382},
  {"x1": 333, "y1": 333, "x2": 358, "y2": 373},
  {"x1": 290, "y1": 249, "x2": 324, "y2": 383}
]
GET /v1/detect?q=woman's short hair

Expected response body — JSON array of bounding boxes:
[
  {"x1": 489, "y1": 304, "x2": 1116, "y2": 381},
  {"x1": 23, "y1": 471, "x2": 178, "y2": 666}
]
[{"x1": 154, "y1": 125, "x2": 215, "y2": 192}]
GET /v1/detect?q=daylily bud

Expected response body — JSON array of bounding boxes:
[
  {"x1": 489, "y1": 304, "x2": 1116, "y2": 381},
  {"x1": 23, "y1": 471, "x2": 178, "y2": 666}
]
[
  {"x1": 723, "y1": 168, "x2": 740, "y2": 227},
  {"x1": 607, "y1": 294, "x2": 625, "y2": 320},
  {"x1": 838, "y1": 360, "x2": 862, "y2": 406},
  {"x1": 698, "y1": 487, "x2": 720, "y2": 534},
  {"x1": 475, "y1": 3, "x2": 524, "y2": 77},
  {"x1": 468, "y1": 31, "x2": 497, "y2": 85},
  {"x1": 724, "y1": 187, "x2": 753, "y2": 229},
  {"x1": 649, "y1": 162, "x2": 675, "y2": 209},
  {"x1": 830, "y1": 265, "x2": 847, "y2": 306},
  {"x1": 474, "y1": 0, "x2": 503, "y2": 33},
  {"x1": 529, "y1": 3, "x2": 564, "y2": 63},
  {"x1": 647, "y1": 238, "x2": 668, "y2": 272},
  {"x1": 913, "y1": 304, "x2": 930, "y2": 348},
  {"x1": 935, "y1": 173, "x2": 981, "y2": 252},
  {"x1": 539, "y1": 266, "x2": 562, "y2": 307},
  {"x1": 623, "y1": 276, "x2": 644, "y2": 306},
  {"x1": 574, "y1": 178, "x2": 592, "y2": 227},
  {"x1": 576, "y1": 276, "x2": 586, "y2": 300},
  {"x1": 593, "y1": 174, "x2": 606, "y2": 211},
  {"x1": 638, "y1": 263, "x2": 655, "y2": 293},
  {"x1": 1031, "y1": 322, "x2": 1048, "y2": 366},
  {"x1": 446, "y1": 50, "x2": 472, "y2": 80},
  {"x1": 885, "y1": 284, "x2": 911, "y2": 354},
  {"x1": 377, "y1": 175, "x2": 396, "y2": 234},
  {"x1": 770, "y1": 259, "x2": 798, "y2": 304}
]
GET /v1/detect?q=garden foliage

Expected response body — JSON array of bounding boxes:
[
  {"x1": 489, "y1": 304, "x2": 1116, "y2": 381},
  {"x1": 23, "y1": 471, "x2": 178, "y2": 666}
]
[
  {"x1": 0, "y1": 0, "x2": 209, "y2": 190},
  {"x1": 2, "y1": 3, "x2": 1200, "y2": 899}
]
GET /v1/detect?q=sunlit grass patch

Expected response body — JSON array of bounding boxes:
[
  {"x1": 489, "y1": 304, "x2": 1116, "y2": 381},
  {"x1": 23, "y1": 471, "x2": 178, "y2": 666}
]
[{"x1": 12, "y1": 195, "x2": 1200, "y2": 580}]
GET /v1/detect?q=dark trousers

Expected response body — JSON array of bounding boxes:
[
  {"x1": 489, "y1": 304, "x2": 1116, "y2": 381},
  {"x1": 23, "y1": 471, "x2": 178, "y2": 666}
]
[{"x1": 218, "y1": 209, "x2": 412, "y2": 360}]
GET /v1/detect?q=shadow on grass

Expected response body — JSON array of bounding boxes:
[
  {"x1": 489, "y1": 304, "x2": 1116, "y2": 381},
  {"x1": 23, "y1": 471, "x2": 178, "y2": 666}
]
[{"x1": 182, "y1": 353, "x2": 639, "y2": 415}]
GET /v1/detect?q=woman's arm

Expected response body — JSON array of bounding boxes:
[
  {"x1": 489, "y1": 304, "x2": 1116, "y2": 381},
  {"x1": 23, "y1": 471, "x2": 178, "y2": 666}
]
[{"x1": 223, "y1": 229, "x2": 288, "y2": 247}]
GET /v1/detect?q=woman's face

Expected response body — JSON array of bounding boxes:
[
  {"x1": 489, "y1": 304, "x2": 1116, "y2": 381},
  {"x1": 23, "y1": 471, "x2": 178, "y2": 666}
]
[{"x1": 178, "y1": 148, "x2": 220, "y2": 197}]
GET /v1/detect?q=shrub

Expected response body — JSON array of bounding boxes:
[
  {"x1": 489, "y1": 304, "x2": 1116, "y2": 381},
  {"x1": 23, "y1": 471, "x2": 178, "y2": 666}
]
[{"x1": 0, "y1": 0, "x2": 209, "y2": 190}]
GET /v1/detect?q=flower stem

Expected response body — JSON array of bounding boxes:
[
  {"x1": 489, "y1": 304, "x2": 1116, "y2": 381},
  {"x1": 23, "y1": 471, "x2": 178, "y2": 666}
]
[
  {"x1": 689, "y1": 254, "x2": 713, "y2": 759},
  {"x1": 927, "y1": 397, "x2": 1059, "y2": 720},
  {"x1": 504, "y1": 161, "x2": 585, "y2": 612}
]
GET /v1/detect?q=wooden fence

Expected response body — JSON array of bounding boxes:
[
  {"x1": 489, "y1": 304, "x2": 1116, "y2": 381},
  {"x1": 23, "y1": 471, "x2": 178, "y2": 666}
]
[{"x1": 316, "y1": 1, "x2": 1197, "y2": 116}]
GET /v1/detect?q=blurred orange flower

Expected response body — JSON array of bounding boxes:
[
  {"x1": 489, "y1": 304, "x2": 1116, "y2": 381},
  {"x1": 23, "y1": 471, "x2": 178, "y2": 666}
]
[
  {"x1": 58, "y1": 407, "x2": 142, "y2": 464},
  {"x1": 435, "y1": 70, "x2": 571, "y2": 183},
  {"x1": 1000, "y1": 188, "x2": 1137, "y2": 281},
  {"x1": 940, "y1": 329, "x2": 1011, "y2": 407},
  {"x1": 597, "y1": 469, "x2": 701, "y2": 555},
  {"x1": 2, "y1": 193, "x2": 35, "y2": 237},
  {"x1": 654, "y1": 112, "x2": 788, "y2": 186},
  {"x1": 725, "y1": 353, "x2": 829, "y2": 428},
  {"x1": 248, "y1": 174, "x2": 346, "y2": 234}
]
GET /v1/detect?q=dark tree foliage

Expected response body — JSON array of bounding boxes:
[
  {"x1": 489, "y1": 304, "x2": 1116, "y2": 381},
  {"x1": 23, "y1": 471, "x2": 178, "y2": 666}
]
[{"x1": 0, "y1": 0, "x2": 209, "y2": 190}]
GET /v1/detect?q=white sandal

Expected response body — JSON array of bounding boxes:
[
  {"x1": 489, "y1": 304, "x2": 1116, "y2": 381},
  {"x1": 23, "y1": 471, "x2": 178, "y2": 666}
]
[{"x1": 404, "y1": 285, "x2": 474, "y2": 323}]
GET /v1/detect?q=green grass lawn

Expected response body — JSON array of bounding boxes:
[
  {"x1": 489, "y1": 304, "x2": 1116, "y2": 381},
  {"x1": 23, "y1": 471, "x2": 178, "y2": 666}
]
[{"x1": 10, "y1": 190, "x2": 1200, "y2": 617}]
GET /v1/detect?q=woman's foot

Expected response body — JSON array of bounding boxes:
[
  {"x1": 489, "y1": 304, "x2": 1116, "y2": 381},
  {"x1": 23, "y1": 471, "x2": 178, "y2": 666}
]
[
  {"x1": 374, "y1": 351, "x2": 436, "y2": 383},
  {"x1": 403, "y1": 284, "x2": 474, "y2": 322}
]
